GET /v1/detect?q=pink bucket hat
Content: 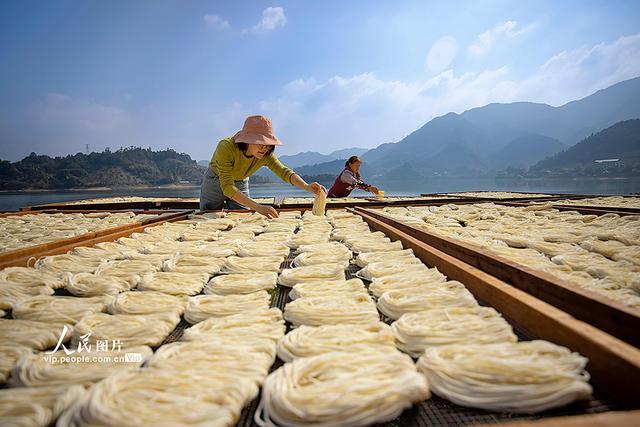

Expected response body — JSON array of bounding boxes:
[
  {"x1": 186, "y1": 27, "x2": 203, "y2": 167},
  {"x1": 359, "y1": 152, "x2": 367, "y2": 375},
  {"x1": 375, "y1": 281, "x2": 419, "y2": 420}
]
[{"x1": 233, "y1": 115, "x2": 282, "y2": 146}]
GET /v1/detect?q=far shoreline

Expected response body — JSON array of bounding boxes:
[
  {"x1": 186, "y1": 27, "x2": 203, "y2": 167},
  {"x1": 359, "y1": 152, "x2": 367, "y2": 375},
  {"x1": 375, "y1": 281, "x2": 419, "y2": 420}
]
[{"x1": 0, "y1": 184, "x2": 202, "y2": 194}]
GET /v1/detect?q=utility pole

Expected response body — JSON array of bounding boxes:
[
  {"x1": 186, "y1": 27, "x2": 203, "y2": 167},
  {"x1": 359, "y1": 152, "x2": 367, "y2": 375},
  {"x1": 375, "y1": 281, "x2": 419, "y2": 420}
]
[{"x1": 85, "y1": 144, "x2": 89, "y2": 154}]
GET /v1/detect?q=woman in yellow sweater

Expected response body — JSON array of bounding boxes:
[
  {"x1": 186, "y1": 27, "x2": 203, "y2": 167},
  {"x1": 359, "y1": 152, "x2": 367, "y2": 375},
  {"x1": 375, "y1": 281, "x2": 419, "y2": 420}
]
[{"x1": 200, "y1": 115, "x2": 325, "y2": 218}]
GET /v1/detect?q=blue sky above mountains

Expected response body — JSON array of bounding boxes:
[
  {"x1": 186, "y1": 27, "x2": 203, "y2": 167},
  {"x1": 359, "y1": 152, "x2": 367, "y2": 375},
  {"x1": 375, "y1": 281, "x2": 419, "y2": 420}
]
[{"x1": 1, "y1": 0, "x2": 639, "y2": 160}]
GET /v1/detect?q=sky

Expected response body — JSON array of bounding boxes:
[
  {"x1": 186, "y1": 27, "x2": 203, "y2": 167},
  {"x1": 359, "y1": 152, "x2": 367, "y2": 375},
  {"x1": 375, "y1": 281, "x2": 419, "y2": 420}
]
[{"x1": 1, "y1": 0, "x2": 640, "y2": 161}]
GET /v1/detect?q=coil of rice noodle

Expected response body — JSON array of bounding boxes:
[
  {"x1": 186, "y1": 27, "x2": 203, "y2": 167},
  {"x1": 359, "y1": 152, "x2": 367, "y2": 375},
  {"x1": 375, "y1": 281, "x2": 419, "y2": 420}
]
[
  {"x1": 184, "y1": 291, "x2": 271, "y2": 324},
  {"x1": 255, "y1": 350, "x2": 429, "y2": 427},
  {"x1": 391, "y1": 306, "x2": 518, "y2": 357},
  {"x1": 276, "y1": 322, "x2": 395, "y2": 362},
  {"x1": 416, "y1": 341, "x2": 593, "y2": 413},
  {"x1": 278, "y1": 264, "x2": 346, "y2": 287},
  {"x1": 284, "y1": 294, "x2": 379, "y2": 327},
  {"x1": 204, "y1": 272, "x2": 279, "y2": 295},
  {"x1": 377, "y1": 282, "x2": 478, "y2": 320}
]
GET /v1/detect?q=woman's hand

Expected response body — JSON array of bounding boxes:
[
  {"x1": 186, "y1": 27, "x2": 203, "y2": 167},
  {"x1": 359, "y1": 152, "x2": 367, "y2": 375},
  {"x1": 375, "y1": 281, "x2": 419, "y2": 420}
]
[
  {"x1": 255, "y1": 204, "x2": 279, "y2": 219},
  {"x1": 306, "y1": 182, "x2": 327, "y2": 195}
]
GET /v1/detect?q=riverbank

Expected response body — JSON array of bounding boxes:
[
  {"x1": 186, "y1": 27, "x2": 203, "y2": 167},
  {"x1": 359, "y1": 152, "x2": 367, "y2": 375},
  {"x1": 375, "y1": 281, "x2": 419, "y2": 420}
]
[{"x1": 0, "y1": 184, "x2": 201, "y2": 194}]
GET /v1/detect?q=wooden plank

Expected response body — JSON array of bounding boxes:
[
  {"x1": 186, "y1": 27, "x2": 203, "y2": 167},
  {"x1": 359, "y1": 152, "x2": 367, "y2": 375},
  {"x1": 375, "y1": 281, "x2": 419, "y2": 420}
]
[
  {"x1": 481, "y1": 410, "x2": 640, "y2": 427},
  {"x1": 549, "y1": 203, "x2": 640, "y2": 215},
  {"x1": 0, "y1": 211, "x2": 193, "y2": 270},
  {"x1": 355, "y1": 207, "x2": 640, "y2": 347},
  {"x1": 0, "y1": 211, "x2": 192, "y2": 266},
  {"x1": 350, "y1": 208, "x2": 640, "y2": 406},
  {"x1": 498, "y1": 201, "x2": 636, "y2": 216}
]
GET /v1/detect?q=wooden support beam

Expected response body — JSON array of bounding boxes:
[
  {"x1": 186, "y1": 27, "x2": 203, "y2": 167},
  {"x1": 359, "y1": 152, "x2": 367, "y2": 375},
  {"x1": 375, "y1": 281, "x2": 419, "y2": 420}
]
[
  {"x1": 350, "y1": 208, "x2": 640, "y2": 407},
  {"x1": 355, "y1": 207, "x2": 640, "y2": 347},
  {"x1": 482, "y1": 410, "x2": 640, "y2": 427},
  {"x1": 0, "y1": 210, "x2": 192, "y2": 269}
]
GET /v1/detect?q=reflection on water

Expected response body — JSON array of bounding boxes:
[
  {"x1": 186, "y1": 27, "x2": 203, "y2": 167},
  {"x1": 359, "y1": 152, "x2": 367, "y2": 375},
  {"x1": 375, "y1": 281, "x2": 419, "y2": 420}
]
[{"x1": 1, "y1": 177, "x2": 639, "y2": 211}]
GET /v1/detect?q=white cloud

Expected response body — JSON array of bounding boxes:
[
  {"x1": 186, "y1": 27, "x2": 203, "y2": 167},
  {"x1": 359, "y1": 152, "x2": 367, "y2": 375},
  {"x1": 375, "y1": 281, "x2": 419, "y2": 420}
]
[
  {"x1": 243, "y1": 7, "x2": 287, "y2": 34},
  {"x1": 425, "y1": 36, "x2": 458, "y2": 73},
  {"x1": 204, "y1": 14, "x2": 230, "y2": 31},
  {"x1": 468, "y1": 20, "x2": 536, "y2": 57},
  {"x1": 211, "y1": 33, "x2": 640, "y2": 155}
]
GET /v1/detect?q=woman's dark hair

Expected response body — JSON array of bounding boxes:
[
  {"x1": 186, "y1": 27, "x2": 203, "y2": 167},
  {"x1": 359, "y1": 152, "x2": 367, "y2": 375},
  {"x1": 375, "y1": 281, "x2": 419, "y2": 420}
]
[
  {"x1": 236, "y1": 142, "x2": 275, "y2": 156},
  {"x1": 345, "y1": 155, "x2": 361, "y2": 168}
]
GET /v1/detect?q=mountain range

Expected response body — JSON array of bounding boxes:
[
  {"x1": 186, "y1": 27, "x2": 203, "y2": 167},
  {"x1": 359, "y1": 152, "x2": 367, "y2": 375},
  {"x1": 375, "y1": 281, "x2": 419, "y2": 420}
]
[{"x1": 282, "y1": 77, "x2": 640, "y2": 179}]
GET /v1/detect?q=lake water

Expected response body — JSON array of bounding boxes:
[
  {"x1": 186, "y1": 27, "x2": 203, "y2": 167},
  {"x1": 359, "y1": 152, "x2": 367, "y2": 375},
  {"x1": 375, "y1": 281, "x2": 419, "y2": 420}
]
[{"x1": 1, "y1": 177, "x2": 639, "y2": 211}]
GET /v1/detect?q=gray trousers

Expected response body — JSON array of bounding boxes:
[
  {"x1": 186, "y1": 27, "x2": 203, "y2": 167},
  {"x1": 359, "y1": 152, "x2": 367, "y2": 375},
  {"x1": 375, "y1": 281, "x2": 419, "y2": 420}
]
[{"x1": 200, "y1": 167, "x2": 250, "y2": 211}]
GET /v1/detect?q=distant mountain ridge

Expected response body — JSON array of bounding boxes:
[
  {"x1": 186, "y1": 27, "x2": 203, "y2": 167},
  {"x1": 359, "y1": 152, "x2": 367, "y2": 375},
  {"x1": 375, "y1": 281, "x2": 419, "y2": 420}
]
[
  {"x1": 0, "y1": 147, "x2": 205, "y2": 190},
  {"x1": 358, "y1": 77, "x2": 640, "y2": 177}
]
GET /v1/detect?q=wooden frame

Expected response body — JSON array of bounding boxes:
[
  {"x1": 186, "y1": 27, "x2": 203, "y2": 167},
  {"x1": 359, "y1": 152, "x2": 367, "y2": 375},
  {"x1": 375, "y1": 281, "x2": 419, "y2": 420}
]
[
  {"x1": 355, "y1": 206, "x2": 640, "y2": 347},
  {"x1": 350, "y1": 208, "x2": 640, "y2": 406},
  {"x1": 478, "y1": 410, "x2": 640, "y2": 426},
  {"x1": 0, "y1": 210, "x2": 193, "y2": 269}
]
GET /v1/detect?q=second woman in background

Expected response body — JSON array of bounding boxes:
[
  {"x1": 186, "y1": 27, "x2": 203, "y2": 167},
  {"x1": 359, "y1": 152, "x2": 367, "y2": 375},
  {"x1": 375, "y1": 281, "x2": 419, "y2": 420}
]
[{"x1": 327, "y1": 156, "x2": 379, "y2": 198}]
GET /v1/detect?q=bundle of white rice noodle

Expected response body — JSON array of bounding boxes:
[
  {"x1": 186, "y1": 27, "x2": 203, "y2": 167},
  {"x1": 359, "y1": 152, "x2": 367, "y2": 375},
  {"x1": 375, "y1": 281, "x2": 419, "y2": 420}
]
[
  {"x1": 278, "y1": 264, "x2": 346, "y2": 287},
  {"x1": 349, "y1": 239, "x2": 404, "y2": 253},
  {"x1": 377, "y1": 282, "x2": 478, "y2": 320},
  {"x1": 178, "y1": 229, "x2": 220, "y2": 241},
  {"x1": 137, "y1": 271, "x2": 210, "y2": 296},
  {"x1": 294, "y1": 242, "x2": 350, "y2": 255},
  {"x1": 57, "y1": 369, "x2": 243, "y2": 427},
  {"x1": 161, "y1": 255, "x2": 223, "y2": 275},
  {"x1": 70, "y1": 245, "x2": 124, "y2": 261},
  {"x1": 255, "y1": 350, "x2": 429, "y2": 427},
  {"x1": 289, "y1": 278, "x2": 368, "y2": 300},
  {"x1": 355, "y1": 249, "x2": 418, "y2": 267},
  {"x1": 278, "y1": 211, "x2": 302, "y2": 219},
  {"x1": 0, "y1": 266, "x2": 63, "y2": 289},
  {"x1": 276, "y1": 322, "x2": 395, "y2": 362},
  {"x1": 0, "y1": 319, "x2": 73, "y2": 350},
  {"x1": 116, "y1": 252, "x2": 169, "y2": 268},
  {"x1": 222, "y1": 256, "x2": 284, "y2": 273},
  {"x1": 146, "y1": 339, "x2": 276, "y2": 382},
  {"x1": 416, "y1": 341, "x2": 593, "y2": 413},
  {"x1": 193, "y1": 217, "x2": 236, "y2": 230},
  {"x1": 0, "y1": 280, "x2": 55, "y2": 313},
  {"x1": 107, "y1": 291, "x2": 186, "y2": 316},
  {"x1": 356, "y1": 261, "x2": 429, "y2": 281},
  {"x1": 63, "y1": 272, "x2": 132, "y2": 297},
  {"x1": 284, "y1": 294, "x2": 379, "y2": 327},
  {"x1": 177, "y1": 245, "x2": 238, "y2": 258},
  {"x1": 287, "y1": 232, "x2": 330, "y2": 249},
  {"x1": 10, "y1": 345, "x2": 153, "y2": 387},
  {"x1": 218, "y1": 231, "x2": 255, "y2": 242},
  {"x1": 204, "y1": 272, "x2": 278, "y2": 295},
  {"x1": 391, "y1": 307, "x2": 517, "y2": 357},
  {"x1": 0, "y1": 345, "x2": 33, "y2": 384},
  {"x1": 35, "y1": 254, "x2": 102, "y2": 276},
  {"x1": 253, "y1": 232, "x2": 295, "y2": 243},
  {"x1": 93, "y1": 260, "x2": 157, "y2": 288},
  {"x1": 184, "y1": 291, "x2": 271, "y2": 324},
  {"x1": 233, "y1": 223, "x2": 266, "y2": 234},
  {"x1": 140, "y1": 241, "x2": 204, "y2": 255},
  {"x1": 369, "y1": 268, "x2": 448, "y2": 298},
  {"x1": 325, "y1": 210, "x2": 354, "y2": 219},
  {"x1": 263, "y1": 223, "x2": 299, "y2": 233},
  {"x1": 12, "y1": 295, "x2": 113, "y2": 324},
  {"x1": 292, "y1": 251, "x2": 351, "y2": 268},
  {"x1": 182, "y1": 308, "x2": 285, "y2": 343},
  {"x1": 236, "y1": 242, "x2": 290, "y2": 258},
  {"x1": 72, "y1": 312, "x2": 180, "y2": 348},
  {"x1": 0, "y1": 384, "x2": 85, "y2": 427},
  {"x1": 330, "y1": 225, "x2": 370, "y2": 242}
]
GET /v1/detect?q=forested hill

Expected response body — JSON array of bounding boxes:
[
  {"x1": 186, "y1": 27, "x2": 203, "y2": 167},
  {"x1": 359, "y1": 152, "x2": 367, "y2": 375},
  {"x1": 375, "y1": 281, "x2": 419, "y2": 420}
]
[
  {"x1": 0, "y1": 147, "x2": 205, "y2": 190},
  {"x1": 531, "y1": 119, "x2": 640, "y2": 171}
]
